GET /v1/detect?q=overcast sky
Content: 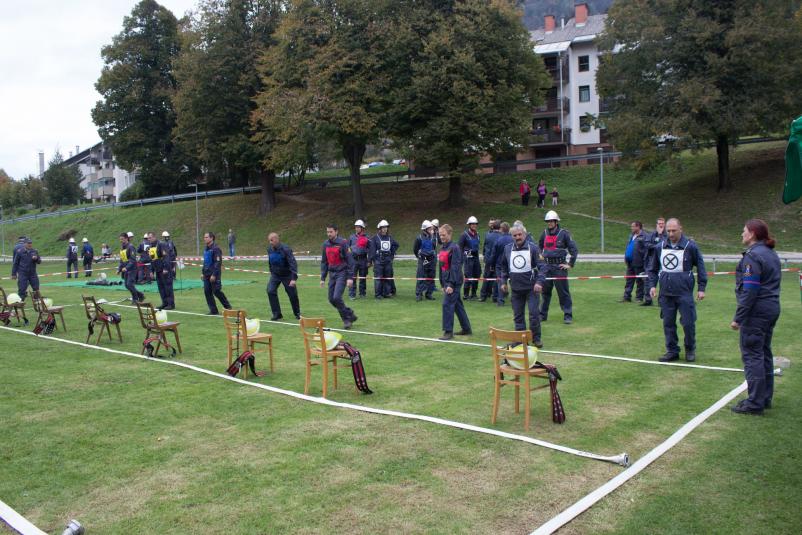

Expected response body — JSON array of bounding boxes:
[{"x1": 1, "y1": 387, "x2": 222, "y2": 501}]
[{"x1": 0, "y1": 0, "x2": 198, "y2": 180}]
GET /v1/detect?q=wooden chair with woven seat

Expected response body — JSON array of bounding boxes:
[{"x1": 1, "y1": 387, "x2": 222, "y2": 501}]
[
  {"x1": 299, "y1": 316, "x2": 352, "y2": 398},
  {"x1": 32, "y1": 291, "x2": 67, "y2": 332},
  {"x1": 135, "y1": 301, "x2": 182, "y2": 357},
  {"x1": 82, "y1": 295, "x2": 122, "y2": 344},
  {"x1": 0, "y1": 286, "x2": 28, "y2": 325},
  {"x1": 490, "y1": 327, "x2": 551, "y2": 431},
  {"x1": 222, "y1": 310, "x2": 274, "y2": 378}
]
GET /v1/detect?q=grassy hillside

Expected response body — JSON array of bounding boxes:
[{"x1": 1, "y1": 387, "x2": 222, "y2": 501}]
[{"x1": 2, "y1": 141, "x2": 799, "y2": 258}]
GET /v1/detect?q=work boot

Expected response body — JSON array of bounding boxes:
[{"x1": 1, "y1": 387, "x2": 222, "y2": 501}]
[
  {"x1": 439, "y1": 332, "x2": 453, "y2": 341},
  {"x1": 640, "y1": 300, "x2": 653, "y2": 306},
  {"x1": 731, "y1": 400, "x2": 763, "y2": 415},
  {"x1": 294, "y1": 313, "x2": 301, "y2": 320},
  {"x1": 685, "y1": 351, "x2": 696, "y2": 362},
  {"x1": 456, "y1": 329, "x2": 473, "y2": 336},
  {"x1": 563, "y1": 317, "x2": 573, "y2": 325},
  {"x1": 479, "y1": 297, "x2": 487, "y2": 302},
  {"x1": 425, "y1": 295, "x2": 435, "y2": 300},
  {"x1": 416, "y1": 295, "x2": 422, "y2": 302},
  {"x1": 271, "y1": 314, "x2": 283, "y2": 321},
  {"x1": 659, "y1": 352, "x2": 679, "y2": 362},
  {"x1": 534, "y1": 339, "x2": 544, "y2": 349},
  {"x1": 343, "y1": 319, "x2": 352, "y2": 329}
]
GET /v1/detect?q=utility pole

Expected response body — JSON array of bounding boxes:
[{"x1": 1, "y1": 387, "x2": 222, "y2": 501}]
[{"x1": 598, "y1": 147, "x2": 605, "y2": 253}]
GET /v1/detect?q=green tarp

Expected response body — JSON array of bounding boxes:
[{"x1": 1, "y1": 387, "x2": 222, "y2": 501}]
[{"x1": 42, "y1": 279, "x2": 255, "y2": 292}]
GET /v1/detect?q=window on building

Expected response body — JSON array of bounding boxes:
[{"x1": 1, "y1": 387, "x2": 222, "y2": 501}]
[
  {"x1": 580, "y1": 116, "x2": 592, "y2": 132},
  {"x1": 579, "y1": 85, "x2": 590, "y2": 102},
  {"x1": 578, "y1": 55, "x2": 589, "y2": 72}
]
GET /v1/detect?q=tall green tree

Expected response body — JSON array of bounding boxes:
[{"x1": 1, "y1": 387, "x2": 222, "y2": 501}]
[
  {"x1": 597, "y1": 0, "x2": 802, "y2": 190},
  {"x1": 388, "y1": 0, "x2": 549, "y2": 206},
  {"x1": 42, "y1": 151, "x2": 83, "y2": 206},
  {"x1": 92, "y1": 0, "x2": 183, "y2": 196}
]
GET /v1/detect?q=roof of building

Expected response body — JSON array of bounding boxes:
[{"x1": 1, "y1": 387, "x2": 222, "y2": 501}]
[
  {"x1": 62, "y1": 141, "x2": 102, "y2": 167},
  {"x1": 530, "y1": 14, "x2": 607, "y2": 46}
]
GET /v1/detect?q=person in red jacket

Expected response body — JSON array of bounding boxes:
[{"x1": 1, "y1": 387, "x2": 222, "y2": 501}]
[
  {"x1": 320, "y1": 224, "x2": 358, "y2": 329},
  {"x1": 519, "y1": 179, "x2": 531, "y2": 206},
  {"x1": 438, "y1": 224, "x2": 472, "y2": 340}
]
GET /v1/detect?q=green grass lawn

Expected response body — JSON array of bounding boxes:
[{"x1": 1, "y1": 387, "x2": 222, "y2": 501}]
[{"x1": 1, "y1": 259, "x2": 800, "y2": 534}]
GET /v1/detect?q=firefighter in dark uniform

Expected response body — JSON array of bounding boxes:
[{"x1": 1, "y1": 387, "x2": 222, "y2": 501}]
[
  {"x1": 202, "y1": 232, "x2": 232, "y2": 315},
  {"x1": 730, "y1": 219, "x2": 781, "y2": 415},
  {"x1": 12, "y1": 236, "x2": 27, "y2": 265},
  {"x1": 267, "y1": 232, "x2": 301, "y2": 321},
  {"x1": 369, "y1": 220, "x2": 399, "y2": 299},
  {"x1": 459, "y1": 216, "x2": 482, "y2": 300},
  {"x1": 491, "y1": 222, "x2": 513, "y2": 306},
  {"x1": 621, "y1": 221, "x2": 647, "y2": 302},
  {"x1": 498, "y1": 224, "x2": 547, "y2": 347},
  {"x1": 647, "y1": 218, "x2": 707, "y2": 362},
  {"x1": 641, "y1": 217, "x2": 667, "y2": 306},
  {"x1": 118, "y1": 233, "x2": 144, "y2": 303},
  {"x1": 152, "y1": 232, "x2": 175, "y2": 310},
  {"x1": 161, "y1": 231, "x2": 178, "y2": 277},
  {"x1": 321, "y1": 224, "x2": 358, "y2": 329},
  {"x1": 413, "y1": 220, "x2": 437, "y2": 301},
  {"x1": 11, "y1": 237, "x2": 41, "y2": 302},
  {"x1": 81, "y1": 238, "x2": 94, "y2": 277},
  {"x1": 348, "y1": 220, "x2": 370, "y2": 299},
  {"x1": 66, "y1": 237, "x2": 79, "y2": 278},
  {"x1": 438, "y1": 224, "x2": 472, "y2": 340},
  {"x1": 538, "y1": 211, "x2": 578, "y2": 324},
  {"x1": 479, "y1": 219, "x2": 500, "y2": 302},
  {"x1": 137, "y1": 233, "x2": 153, "y2": 284}
]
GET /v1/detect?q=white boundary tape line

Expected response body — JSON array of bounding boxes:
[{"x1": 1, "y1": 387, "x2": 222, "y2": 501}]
[
  {"x1": 0, "y1": 324, "x2": 629, "y2": 467},
  {"x1": 530, "y1": 380, "x2": 748, "y2": 535},
  {"x1": 0, "y1": 498, "x2": 47, "y2": 535}
]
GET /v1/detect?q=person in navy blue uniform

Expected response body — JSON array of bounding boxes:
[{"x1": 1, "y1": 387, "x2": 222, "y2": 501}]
[
  {"x1": 621, "y1": 221, "x2": 646, "y2": 302},
  {"x1": 161, "y1": 231, "x2": 178, "y2": 277},
  {"x1": 369, "y1": 220, "x2": 399, "y2": 299},
  {"x1": 641, "y1": 217, "x2": 667, "y2": 306},
  {"x1": 201, "y1": 232, "x2": 232, "y2": 315},
  {"x1": 348, "y1": 220, "x2": 370, "y2": 299},
  {"x1": 80, "y1": 238, "x2": 94, "y2": 277},
  {"x1": 730, "y1": 219, "x2": 782, "y2": 415},
  {"x1": 538, "y1": 211, "x2": 578, "y2": 324},
  {"x1": 137, "y1": 233, "x2": 154, "y2": 284},
  {"x1": 118, "y1": 233, "x2": 145, "y2": 303},
  {"x1": 647, "y1": 218, "x2": 707, "y2": 362},
  {"x1": 479, "y1": 219, "x2": 500, "y2": 302},
  {"x1": 321, "y1": 224, "x2": 358, "y2": 329},
  {"x1": 66, "y1": 237, "x2": 79, "y2": 278},
  {"x1": 498, "y1": 224, "x2": 547, "y2": 347},
  {"x1": 11, "y1": 237, "x2": 41, "y2": 301},
  {"x1": 267, "y1": 232, "x2": 301, "y2": 321},
  {"x1": 12, "y1": 236, "x2": 26, "y2": 265},
  {"x1": 491, "y1": 222, "x2": 513, "y2": 306},
  {"x1": 459, "y1": 216, "x2": 482, "y2": 300},
  {"x1": 152, "y1": 232, "x2": 175, "y2": 310},
  {"x1": 438, "y1": 224, "x2": 472, "y2": 340},
  {"x1": 413, "y1": 220, "x2": 437, "y2": 301}
]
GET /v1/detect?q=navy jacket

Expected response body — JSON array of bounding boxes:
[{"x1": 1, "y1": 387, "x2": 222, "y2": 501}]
[
  {"x1": 202, "y1": 243, "x2": 224, "y2": 278},
  {"x1": 483, "y1": 231, "x2": 500, "y2": 262},
  {"x1": 626, "y1": 230, "x2": 647, "y2": 268},
  {"x1": 438, "y1": 241, "x2": 464, "y2": 289},
  {"x1": 321, "y1": 237, "x2": 354, "y2": 280},
  {"x1": 538, "y1": 226, "x2": 578, "y2": 267},
  {"x1": 369, "y1": 234, "x2": 399, "y2": 263},
  {"x1": 66, "y1": 244, "x2": 79, "y2": 261},
  {"x1": 458, "y1": 229, "x2": 481, "y2": 257},
  {"x1": 118, "y1": 243, "x2": 137, "y2": 273},
  {"x1": 268, "y1": 243, "x2": 299, "y2": 280},
  {"x1": 497, "y1": 241, "x2": 547, "y2": 292},
  {"x1": 413, "y1": 232, "x2": 437, "y2": 259},
  {"x1": 12, "y1": 247, "x2": 41, "y2": 277},
  {"x1": 491, "y1": 233, "x2": 514, "y2": 272},
  {"x1": 733, "y1": 241, "x2": 781, "y2": 324},
  {"x1": 348, "y1": 232, "x2": 371, "y2": 257},
  {"x1": 642, "y1": 229, "x2": 667, "y2": 272},
  {"x1": 81, "y1": 243, "x2": 94, "y2": 260},
  {"x1": 647, "y1": 235, "x2": 707, "y2": 296}
]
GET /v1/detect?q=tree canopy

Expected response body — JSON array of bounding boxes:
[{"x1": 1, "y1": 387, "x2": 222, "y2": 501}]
[{"x1": 42, "y1": 151, "x2": 83, "y2": 206}]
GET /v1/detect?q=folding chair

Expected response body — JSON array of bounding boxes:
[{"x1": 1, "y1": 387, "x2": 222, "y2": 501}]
[
  {"x1": 32, "y1": 291, "x2": 67, "y2": 332},
  {"x1": 489, "y1": 327, "x2": 550, "y2": 431},
  {"x1": 299, "y1": 316, "x2": 352, "y2": 397},
  {"x1": 82, "y1": 295, "x2": 122, "y2": 344},
  {"x1": 135, "y1": 301, "x2": 182, "y2": 357},
  {"x1": 0, "y1": 286, "x2": 28, "y2": 325},
  {"x1": 223, "y1": 310, "x2": 274, "y2": 378}
]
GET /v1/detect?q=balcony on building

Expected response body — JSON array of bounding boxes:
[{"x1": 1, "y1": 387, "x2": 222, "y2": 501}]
[
  {"x1": 529, "y1": 127, "x2": 571, "y2": 146},
  {"x1": 533, "y1": 96, "x2": 570, "y2": 117}
]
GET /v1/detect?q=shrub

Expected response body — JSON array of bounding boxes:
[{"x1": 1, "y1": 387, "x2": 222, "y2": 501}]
[{"x1": 58, "y1": 229, "x2": 77, "y2": 242}]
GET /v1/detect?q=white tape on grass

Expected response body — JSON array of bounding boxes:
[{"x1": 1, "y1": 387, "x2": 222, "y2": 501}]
[
  {"x1": 530, "y1": 380, "x2": 748, "y2": 535},
  {"x1": 1, "y1": 324, "x2": 628, "y2": 466},
  {"x1": 0, "y1": 498, "x2": 47, "y2": 535}
]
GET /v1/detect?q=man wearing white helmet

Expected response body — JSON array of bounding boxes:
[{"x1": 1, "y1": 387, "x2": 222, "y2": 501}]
[
  {"x1": 160, "y1": 231, "x2": 178, "y2": 277},
  {"x1": 348, "y1": 220, "x2": 370, "y2": 299},
  {"x1": 137, "y1": 233, "x2": 153, "y2": 284},
  {"x1": 81, "y1": 238, "x2": 94, "y2": 277},
  {"x1": 369, "y1": 219, "x2": 399, "y2": 299},
  {"x1": 431, "y1": 219, "x2": 441, "y2": 246},
  {"x1": 11, "y1": 237, "x2": 41, "y2": 302},
  {"x1": 479, "y1": 219, "x2": 501, "y2": 302},
  {"x1": 118, "y1": 232, "x2": 145, "y2": 303},
  {"x1": 154, "y1": 231, "x2": 176, "y2": 310},
  {"x1": 538, "y1": 210, "x2": 579, "y2": 324},
  {"x1": 458, "y1": 216, "x2": 482, "y2": 300},
  {"x1": 66, "y1": 237, "x2": 79, "y2": 278},
  {"x1": 413, "y1": 220, "x2": 437, "y2": 301}
]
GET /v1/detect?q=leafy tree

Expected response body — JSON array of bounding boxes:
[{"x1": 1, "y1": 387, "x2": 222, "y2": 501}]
[
  {"x1": 0, "y1": 168, "x2": 11, "y2": 184},
  {"x1": 42, "y1": 151, "x2": 83, "y2": 206},
  {"x1": 92, "y1": 0, "x2": 184, "y2": 196},
  {"x1": 597, "y1": 0, "x2": 802, "y2": 190},
  {"x1": 20, "y1": 176, "x2": 47, "y2": 208}
]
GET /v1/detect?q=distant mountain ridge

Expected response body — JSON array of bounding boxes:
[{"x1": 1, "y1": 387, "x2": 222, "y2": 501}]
[{"x1": 522, "y1": 0, "x2": 612, "y2": 30}]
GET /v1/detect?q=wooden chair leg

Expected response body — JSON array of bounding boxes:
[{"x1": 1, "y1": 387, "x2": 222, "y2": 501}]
[
  {"x1": 268, "y1": 338, "x2": 274, "y2": 373},
  {"x1": 322, "y1": 356, "x2": 329, "y2": 398},
  {"x1": 514, "y1": 377, "x2": 520, "y2": 414},
  {"x1": 106, "y1": 322, "x2": 113, "y2": 340},
  {"x1": 172, "y1": 328, "x2": 182, "y2": 353},
  {"x1": 85, "y1": 324, "x2": 93, "y2": 344},
  {"x1": 332, "y1": 356, "x2": 338, "y2": 391},
  {"x1": 59, "y1": 313, "x2": 67, "y2": 332},
  {"x1": 304, "y1": 360, "x2": 311, "y2": 395},
  {"x1": 491, "y1": 374, "x2": 501, "y2": 425},
  {"x1": 524, "y1": 375, "x2": 531, "y2": 432},
  {"x1": 114, "y1": 322, "x2": 123, "y2": 343},
  {"x1": 95, "y1": 323, "x2": 104, "y2": 344}
]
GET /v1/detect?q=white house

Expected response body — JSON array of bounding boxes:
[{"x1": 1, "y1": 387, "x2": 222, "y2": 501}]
[{"x1": 63, "y1": 142, "x2": 138, "y2": 202}]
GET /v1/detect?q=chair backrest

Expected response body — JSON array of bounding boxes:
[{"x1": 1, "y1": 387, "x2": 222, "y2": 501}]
[
  {"x1": 82, "y1": 295, "x2": 101, "y2": 321},
  {"x1": 489, "y1": 327, "x2": 533, "y2": 372},
  {"x1": 0, "y1": 286, "x2": 8, "y2": 307},
  {"x1": 31, "y1": 292, "x2": 48, "y2": 314},
  {"x1": 223, "y1": 309, "x2": 248, "y2": 354},
  {"x1": 299, "y1": 316, "x2": 328, "y2": 358},
  {"x1": 135, "y1": 301, "x2": 157, "y2": 330}
]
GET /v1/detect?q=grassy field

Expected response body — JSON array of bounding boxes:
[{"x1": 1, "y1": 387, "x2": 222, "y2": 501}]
[
  {"x1": 2, "y1": 141, "x2": 800, "y2": 260},
  {"x1": 1, "y1": 259, "x2": 800, "y2": 534}
]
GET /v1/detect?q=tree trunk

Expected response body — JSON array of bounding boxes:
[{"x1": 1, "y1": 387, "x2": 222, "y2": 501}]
[
  {"x1": 716, "y1": 134, "x2": 731, "y2": 191},
  {"x1": 258, "y1": 168, "x2": 276, "y2": 215},
  {"x1": 445, "y1": 172, "x2": 466, "y2": 207},
  {"x1": 343, "y1": 142, "x2": 366, "y2": 219}
]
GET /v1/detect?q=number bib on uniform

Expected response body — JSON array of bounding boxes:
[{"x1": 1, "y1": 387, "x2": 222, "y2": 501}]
[
  {"x1": 660, "y1": 248, "x2": 685, "y2": 273},
  {"x1": 380, "y1": 240, "x2": 391, "y2": 252},
  {"x1": 510, "y1": 250, "x2": 531, "y2": 274}
]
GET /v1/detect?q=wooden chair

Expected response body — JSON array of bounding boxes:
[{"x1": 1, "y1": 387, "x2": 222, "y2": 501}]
[
  {"x1": 135, "y1": 301, "x2": 182, "y2": 357},
  {"x1": 299, "y1": 316, "x2": 352, "y2": 397},
  {"x1": 223, "y1": 310, "x2": 274, "y2": 378},
  {"x1": 0, "y1": 286, "x2": 28, "y2": 325},
  {"x1": 82, "y1": 295, "x2": 122, "y2": 344},
  {"x1": 32, "y1": 291, "x2": 67, "y2": 332},
  {"x1": 490, "y1": 327, "x2": 550, "y2": 431}
]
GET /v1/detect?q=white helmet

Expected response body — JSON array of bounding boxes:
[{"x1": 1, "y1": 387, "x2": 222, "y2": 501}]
[
  {"x1": 354, "y1": 219, "x2": 365, "y2": 228},
  {"x1": 466, "y1": 216, "x2": 478, "y2": 225},
  {"x1": 143, "y1": 233, "x2": 149, "y2": 239},
  {"x1": 421, "y1": 220, "x2": 432, "y2": 230},
  {"x1": 100, "y1": 272, "x2": 107, "y2": 281},
  {"x1": 162, "y1": 231, "x2": 170, "y2": 237},
  {"x1": 377, "y1": 219, "x2": 389, "y2": 228},
  {"x1": 7, "y1": 293, "x2": 22, "y2": 304},
  {"x1": 544, "y1": 210, "x2": 560, "y2": 222},
  {"x1": 431, "y1": 219, "x2": 440, "y2": 227},
  {"x1": 82, "y1": 237, "x2": 88, "y2": 243},
  {"x1": 127, "y1": 231, "x2": 134, "y2": 238},
  {"x1": 69, "y1": 237, "x2": 75, "y2": 243}
]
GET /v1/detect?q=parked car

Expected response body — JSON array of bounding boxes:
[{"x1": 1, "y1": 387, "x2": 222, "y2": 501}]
[{"x1": 367, "y1": 161, "x2": 384, "y2": 168}]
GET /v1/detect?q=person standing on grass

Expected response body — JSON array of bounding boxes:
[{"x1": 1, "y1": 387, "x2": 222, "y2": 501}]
[
  {"x1": 66, "y1": 237, "x2": 78, "y2": 278},
  {"x1": 81, "y1": 238, "x2": 94, "y2": 277},
  {"x1": 118, "y1": 233, "x2": 144, "y2": 303},
  {"x1": 202, "y1": 232, "x2": 232, "y2": 315},
  {"x1": 491, "y1": 222, "x2": 513, "y2": 306},
  {"x1": 438, "y1": 224, "x2": 472, "y2": 340},
  {"x1": 413, "y1": 220, "x2": 437, "y2": 301},
  {"x1": 348, "y1": 220, "x2": 370, "y2": 300},
  {"x1": 369, "y1": 220, "x2": 399, "y2": 299},
  {"x1": 551, "y1": 186, "x2": 559, "y2": 206},
  {"x1": 228, "y1": 228, "x2": 236, "y2": 258},
  {"x1": 730, "y1": 219, "x2": 781, "y2": 415},
  {"x1": 479, "y1": 219, "x2": 500, "y2": 302},
  {"x1": 267, "y1": 232, "x2": 301, "y2": 321},
  {"x1": 11, "y1": 238, "x2": 40, "y2": 301},
  {"x1": 538, "y1": 211, "x2": 578, "y2": 324},
  {"x1": 154, "y1": 232, "x2": 175, "y2": 311},
  {"x1": 647, "y1": 218, "x2": 707, "y2": 362},
  {"x1": 621, "y1": 221, "x2": 646, "y2": 303},
  {"x1": 536, "y1": 180, "x2": 547, "y2": 208},
  {"x1": 459, "y1": 216, "x2": 482, "y2": 300},
  {"x1": 321, "y1": 224, "x2": 357, "y2": 329},
  {"x1": 641, "y1": 217, "x2": 667, "y2": 306},
  {"x1": 520, "y1": 179, "x2": 531, "y2": 206}
]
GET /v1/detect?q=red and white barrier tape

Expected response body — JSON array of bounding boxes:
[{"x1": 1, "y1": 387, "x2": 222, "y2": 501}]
[{"x1": 1, "y1": 265, "x2": 119, "y2": 281}]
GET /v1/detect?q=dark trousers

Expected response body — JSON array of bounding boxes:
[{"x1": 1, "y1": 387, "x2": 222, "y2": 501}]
[
  {"x1": 537, "y1": 194, "x2": 546, "y2": 208},
  {"x1": 480, "y1": 265, "x2": 498, "y2": 301},
  {"x1": 415, "y1": 257, "x2": 436, "y2": 297},
  {"x1": 540, "y1": 267, "x2": 572, "y2": 320},
  {"x1": 156, "y1": 267, "x2": 175, "y2": 308},
  {"x1": 328, "y1": 270, "x2": 355, "y2": 322},
  {"x1": 462, "y1": 256, "x2": 481, "y2": 297},
  {"x1": 83, "y1": 258, "x2": 93, "y2": 277},
  {"x1": 267, "y1": 275, "x2": 300, "y2": 318},
  {"x1": 374, "y1": 261, "x2": 394, "y2": 297},
  {"x1": 124, "y1": 270, "x2": 144, "y2": 302},
  {"x1": 442, "y1": 286, "x2": 471, "y2": 333},
  {"x1": 740, "y1": 301, "x2": 780, "y2": 409},
  {"x1": 136, "y1": 262, "x2": 150, "y2": 283},
  {"x1": 203, "y1": 276, "x2": 231, "y2": 314},
  {"x1": 522, "y1": 192, "x2": 530, "y2": 206},
  {"x1": 623, "y1": 262, "x2": 644, "y2": 300},
  {"x1": 349, "y1": 256, "x2": 368, "y2": 297},
  {"x1": 17, "y1": 273, "x2": 39, "y2": 301},
  {"x1": 511, "y1": 289, "x2": 541, "y2": 341},
  {"x1": 66, "y1": 259, "x2": 78, "y2": 278},
  {"x1": 659, "y1": 293, "x2": 696, "y2": 354}
]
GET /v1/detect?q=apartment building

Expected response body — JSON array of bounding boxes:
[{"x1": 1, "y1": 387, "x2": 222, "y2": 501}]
[{"x1": 63, "y1": 142, "x2": 138, "y2": 202}]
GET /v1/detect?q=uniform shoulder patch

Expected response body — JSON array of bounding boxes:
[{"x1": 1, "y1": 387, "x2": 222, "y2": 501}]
[{"x1": 744, "y1": 263, "x2": 752, "y2": 276}]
